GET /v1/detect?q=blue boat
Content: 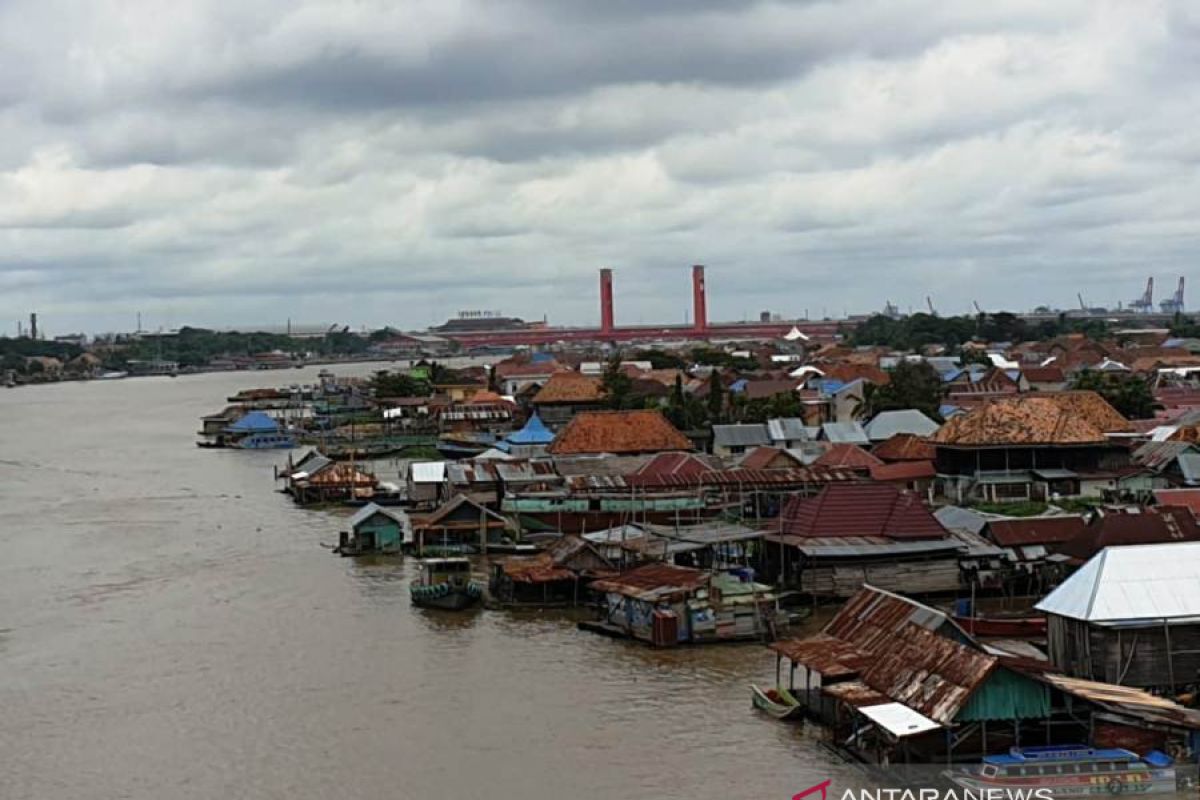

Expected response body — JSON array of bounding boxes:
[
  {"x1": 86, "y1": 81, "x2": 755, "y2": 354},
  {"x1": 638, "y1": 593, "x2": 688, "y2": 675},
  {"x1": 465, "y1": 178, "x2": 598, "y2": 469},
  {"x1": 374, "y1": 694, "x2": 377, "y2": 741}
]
[{"x1": 948, "y1": 745, "x2": 1177, "y2": 798}]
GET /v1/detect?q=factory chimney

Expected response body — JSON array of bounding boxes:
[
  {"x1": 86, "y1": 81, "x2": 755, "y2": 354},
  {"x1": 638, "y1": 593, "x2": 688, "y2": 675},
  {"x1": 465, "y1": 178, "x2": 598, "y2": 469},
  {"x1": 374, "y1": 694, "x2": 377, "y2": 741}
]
[
  {"x1": 691, "y1": 265, "x2": 707, "y2": 331},
  {"x1": 29, "y1": 312, "x2": 38, "y2": 341},
  {"x1": 599, "y1": 268, "x2": 614, "y2": 335}
]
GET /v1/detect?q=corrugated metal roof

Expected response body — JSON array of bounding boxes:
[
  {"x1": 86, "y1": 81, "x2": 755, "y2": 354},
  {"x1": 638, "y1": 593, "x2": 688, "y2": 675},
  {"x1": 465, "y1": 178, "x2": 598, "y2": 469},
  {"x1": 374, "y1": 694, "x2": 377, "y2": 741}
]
[
  {"x1": 1056, "y1": 507, "x2": 1200, "y2": 562},
  {"x1": 1035, "y1": 541, "x2": 1200, "y2": 623},
  {"x1": 763, "y1": 535, "x2": 962, "y2": 558},
  {"x1": 1035, "y1": 673, "x2": 1200, "y2": 730},
  {"x1": 865, "y1": 410, "x2": 941, "y2": 442},
  {"x1": 410, "y1": 461, "x2": 447, "y2": 483},
  {"x1": 821, "y1": 680, "x2": 890, "y2": 706},
  {"x1": 821, "y1": 422, "x2": 869, "y2": 444},
  {"x1": 778, "y1": 483, "x2": 949, "y2": 540},
  {"x1": 772, "y1": 585, "x2": 994, "y2": 724},
  {"x1": 770, "y1": 634, "x2": 872, "y2": 677},
  {"x1": 984, "y1": 516, "x2": 1087, "y2": 547},
  {"x1": 766, "y1": 417, "x2": 815, "y2": 443},
  {"x1": 712, "y1": 424, "x2": 770, "y2": 448},
  {"x1": 933, "y1": 505, "x2": 992, "y2": 535},
  {"x1": 349, "y1": 502, "x2": 408, "y2": 528},
  {"x1": 590, "y1": 563, "x2": 709, "y2": 601}
]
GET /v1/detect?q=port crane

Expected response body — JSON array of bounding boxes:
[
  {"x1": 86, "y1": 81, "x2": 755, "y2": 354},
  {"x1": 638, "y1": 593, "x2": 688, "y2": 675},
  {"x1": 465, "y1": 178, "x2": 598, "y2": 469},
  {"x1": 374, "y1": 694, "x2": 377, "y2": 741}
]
[
  {"x1": 1129, "y1": 277, "x2": 1154, "y2": 313},
  {"x1": 1160, "y1": 277, "x2": 1186, "y2": 314}
]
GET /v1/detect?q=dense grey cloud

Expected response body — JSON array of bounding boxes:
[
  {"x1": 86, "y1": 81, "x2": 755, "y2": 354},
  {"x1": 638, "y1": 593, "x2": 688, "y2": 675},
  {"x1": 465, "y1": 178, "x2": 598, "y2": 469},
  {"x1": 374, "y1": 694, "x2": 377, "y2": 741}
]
[{"x1": 1, "y1": 0, "x2": 1199, "y2": 335}]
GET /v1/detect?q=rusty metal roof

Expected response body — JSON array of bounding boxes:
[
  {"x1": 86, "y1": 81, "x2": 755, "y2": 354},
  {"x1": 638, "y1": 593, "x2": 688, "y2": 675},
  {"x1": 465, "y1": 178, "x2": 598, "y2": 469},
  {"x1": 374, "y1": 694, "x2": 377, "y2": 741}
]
[
  {"x1": 985, "y1": 516, "x2": 1087, "y2": 547},
  {"x1": 821, "y1": 680, "x2": 890, "y2": 707},
  {"x1": 772, "y1": 585, "x2": 996, "y2": 724},
  {"x1": 769, "y1": 634, "x2": 872, "y2": 678},
  {"x1": 589, "y1": 563, "x2": 709, "y2": 601}
]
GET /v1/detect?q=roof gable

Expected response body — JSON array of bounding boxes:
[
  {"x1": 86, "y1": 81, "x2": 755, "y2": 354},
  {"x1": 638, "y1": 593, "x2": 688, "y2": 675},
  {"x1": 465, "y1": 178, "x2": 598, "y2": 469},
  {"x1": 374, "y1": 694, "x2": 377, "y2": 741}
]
[{"x1": 813, "y1": 443, "x2": 883, "y2": 470}]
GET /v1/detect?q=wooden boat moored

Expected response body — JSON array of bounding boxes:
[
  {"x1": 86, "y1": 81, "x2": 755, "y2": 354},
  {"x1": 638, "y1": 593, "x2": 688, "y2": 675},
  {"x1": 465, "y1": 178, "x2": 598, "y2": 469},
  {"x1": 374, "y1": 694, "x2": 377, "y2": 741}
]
[
  {"x1": 750, "y1": 684, "x2": 804, "y2": 721},
  {"x1": 952, "y1": 613, "x2": 1047, "y2": 638}
]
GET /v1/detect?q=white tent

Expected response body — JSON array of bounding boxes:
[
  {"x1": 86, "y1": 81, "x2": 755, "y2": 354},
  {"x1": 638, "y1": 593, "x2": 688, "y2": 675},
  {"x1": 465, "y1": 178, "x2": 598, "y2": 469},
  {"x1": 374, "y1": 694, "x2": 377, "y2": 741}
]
[{"x1": 783, "y1": 326, "x2": 810, "y2": 342}]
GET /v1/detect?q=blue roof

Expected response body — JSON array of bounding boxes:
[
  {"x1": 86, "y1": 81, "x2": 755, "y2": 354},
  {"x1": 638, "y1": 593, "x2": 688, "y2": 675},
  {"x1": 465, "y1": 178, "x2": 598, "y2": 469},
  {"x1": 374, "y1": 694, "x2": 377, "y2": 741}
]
[
  {"x1": 818, "y1": 379, "x2": 846, "y2": 395},
  {"x1": 226, "y1": 410, "x2": 279, "y2": 433},
  {"x1": 505, "y1": 412, "x2": 555, "y2": 445},
  {"x1": 729, "y1": 379, "x2": 749, "y2": 393},
  {"x1": 530, "y1": 352, "x2": 555, "y2": 363}
]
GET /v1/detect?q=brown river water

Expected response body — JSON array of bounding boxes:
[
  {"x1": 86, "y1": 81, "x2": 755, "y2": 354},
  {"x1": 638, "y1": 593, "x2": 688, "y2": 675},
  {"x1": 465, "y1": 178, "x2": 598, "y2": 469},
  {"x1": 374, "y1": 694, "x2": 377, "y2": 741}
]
[{"x1": 0, "y1": 365, "x2": 863, "y2": 800}]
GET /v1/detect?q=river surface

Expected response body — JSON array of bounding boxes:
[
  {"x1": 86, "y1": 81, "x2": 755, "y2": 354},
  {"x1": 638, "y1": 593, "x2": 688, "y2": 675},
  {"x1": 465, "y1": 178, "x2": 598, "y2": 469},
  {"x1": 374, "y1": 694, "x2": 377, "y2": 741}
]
[{"x1": 0, "y1": 366, "x2": 859, "y2": 800}]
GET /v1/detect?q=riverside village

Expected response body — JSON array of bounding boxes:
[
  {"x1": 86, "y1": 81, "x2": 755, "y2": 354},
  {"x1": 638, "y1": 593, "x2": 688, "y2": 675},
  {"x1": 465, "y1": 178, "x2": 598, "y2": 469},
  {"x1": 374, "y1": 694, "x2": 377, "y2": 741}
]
[{"x1": 148, "y1": 266, "x2": 1200, "y2": 792}]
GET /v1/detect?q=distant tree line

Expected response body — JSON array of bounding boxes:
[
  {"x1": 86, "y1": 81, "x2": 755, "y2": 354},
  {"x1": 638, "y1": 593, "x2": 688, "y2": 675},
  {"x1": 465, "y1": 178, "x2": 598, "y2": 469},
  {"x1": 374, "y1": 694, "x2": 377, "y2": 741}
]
[
  {"x1": 116, "y1": 327, "x2": 371, "y2": 368},
  {"x1": 848, "y1": 312, "x2": 1111, "y2": 351}
]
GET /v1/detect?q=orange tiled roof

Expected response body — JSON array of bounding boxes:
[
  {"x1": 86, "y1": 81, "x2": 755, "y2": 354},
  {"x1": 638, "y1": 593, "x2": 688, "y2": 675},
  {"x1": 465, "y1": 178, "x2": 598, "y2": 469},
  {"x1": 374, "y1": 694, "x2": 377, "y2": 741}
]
[
  {"x1": 932, "y1": 392, "x2": 1128, "y2": 446},
  {"x1": 532, "y1": 372, "x2": 606, "y2": 404},
  {"x1": 547, "y1": 410, "x2": 693, "y2": 455}
]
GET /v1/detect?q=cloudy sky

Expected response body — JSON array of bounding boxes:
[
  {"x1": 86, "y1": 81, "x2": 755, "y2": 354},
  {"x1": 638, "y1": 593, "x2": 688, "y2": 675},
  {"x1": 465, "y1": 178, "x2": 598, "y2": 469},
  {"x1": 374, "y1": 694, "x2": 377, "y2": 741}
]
[{"x1": 2, "y1": 1, "x2": 1198, "y2": 336}]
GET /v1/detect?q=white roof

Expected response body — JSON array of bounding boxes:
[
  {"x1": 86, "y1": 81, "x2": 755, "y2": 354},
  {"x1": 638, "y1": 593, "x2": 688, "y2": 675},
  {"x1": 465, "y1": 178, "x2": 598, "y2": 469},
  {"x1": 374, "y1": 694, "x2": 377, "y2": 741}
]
[
  {"x1": 788, "y1": 365, "x2": 825, "y2": 380},
  {"x1": 410, "y1": 461, "x2": 447, "y2": 483},
  {"x1": 583, "y1": 524, "x2": 645, "y2": 543},
  {"x1": 857, "y1": 703, "x2": 941, "y2": 738},
  {"x1": 1149, "y1": 426, "x2": 1179, "y2": 442},
  {"x1": 783, "y1": 326, "x2": 810, "y2": 341},
  {"x1": 473, "y1": 448, "x2": 514, "y2": 461},
  {"x1": 987, "y1": 352, "x2": 1019, "y2": 370},
  {"x1": 1035, "y1": 542, "x2": 1200, "y2": 624}
]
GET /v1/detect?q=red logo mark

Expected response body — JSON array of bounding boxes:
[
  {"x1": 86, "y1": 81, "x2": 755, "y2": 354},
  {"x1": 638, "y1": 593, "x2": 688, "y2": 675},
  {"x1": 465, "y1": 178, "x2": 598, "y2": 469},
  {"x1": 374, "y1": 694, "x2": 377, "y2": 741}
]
[{"x1": 794, "y1": 779, "x2": 832, "y2": 800}]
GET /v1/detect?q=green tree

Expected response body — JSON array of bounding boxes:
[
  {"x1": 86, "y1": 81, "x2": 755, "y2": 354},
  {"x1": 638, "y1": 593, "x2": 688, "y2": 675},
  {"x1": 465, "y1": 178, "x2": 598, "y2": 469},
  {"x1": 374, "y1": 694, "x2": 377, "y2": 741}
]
[
  {"x1": 866, "y1": 361, "x2": 944, "y2": 420},
  {"x1": 1071, "y1": 370, "x2": 1158, "y2": 420},
  {"x1": 601, "y1": 354, "x2": 633, "y2": 410},
  {"x1": 706, "y1": 370, "x2": 724, "y2": 424},
  {"x1": 634, "y1": 349, "x2": 687, "y2": 370},
  {"x1": 370, "y1": 372, "x2": 430, "y2": 397}
]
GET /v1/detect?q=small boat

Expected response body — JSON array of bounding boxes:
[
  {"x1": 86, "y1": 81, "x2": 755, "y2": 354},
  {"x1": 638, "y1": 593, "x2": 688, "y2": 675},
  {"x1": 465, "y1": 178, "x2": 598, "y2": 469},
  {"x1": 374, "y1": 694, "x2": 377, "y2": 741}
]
[
  {"x1": 750, "y1": 684, "x2": 804, "y2": 721},
  {"x1": 947, "y1": 746, "x2": 1178, "y2": 798},
  {"x1": 231, "y1": 432, "x2": 298, "y2": 450},
  {"x1": 953, "y1": 613, "x2": 1047, "y2": 638},
  {"x1": 409, "y1": 557, "x2": 483, "y2": 610}
]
